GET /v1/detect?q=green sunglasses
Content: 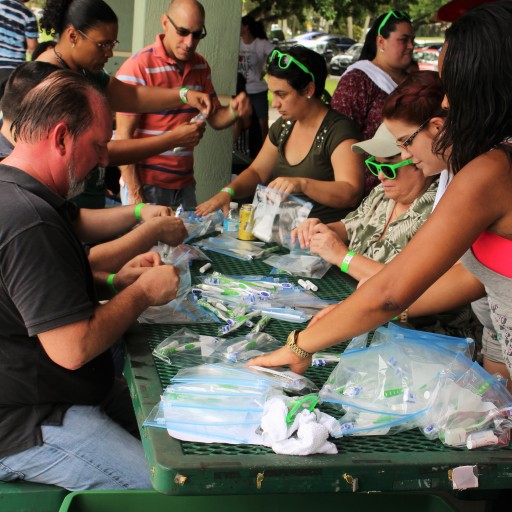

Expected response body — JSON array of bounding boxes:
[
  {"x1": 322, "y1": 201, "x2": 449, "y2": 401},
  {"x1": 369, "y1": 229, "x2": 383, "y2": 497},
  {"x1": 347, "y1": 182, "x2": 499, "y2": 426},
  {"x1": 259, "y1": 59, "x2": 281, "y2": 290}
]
[
  {"x1": 365, "y1": 156, "x2": 414, "y2": 180},
  {"x1": 269, "y1": 49, "x2": 315, "y2": 84},
  {"x1": 377, "y1": 10, "x2": 411, "y2": 36}
]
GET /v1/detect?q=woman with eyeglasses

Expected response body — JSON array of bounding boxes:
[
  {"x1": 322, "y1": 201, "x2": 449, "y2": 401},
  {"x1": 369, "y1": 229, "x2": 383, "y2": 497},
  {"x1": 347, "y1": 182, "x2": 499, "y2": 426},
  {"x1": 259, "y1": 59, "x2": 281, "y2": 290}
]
[
  {"x1": 331, "y1": 10, "x2": 414, "y2": 195},
  {"x1": 36, "y1": 0, "x2": 214, "y2": 207},
  {"x1": 249, "y1": 2, "x2": 512, "y2": 378},
  {"x1": 196, "y1": 45, "x2": 365, "y2": 224},
  {"x1": 38, "y1": 0, "x2": 211, "y2": 115},
  {"x1": 294, "y1": 122, "x2": 437, "y2": 284}
]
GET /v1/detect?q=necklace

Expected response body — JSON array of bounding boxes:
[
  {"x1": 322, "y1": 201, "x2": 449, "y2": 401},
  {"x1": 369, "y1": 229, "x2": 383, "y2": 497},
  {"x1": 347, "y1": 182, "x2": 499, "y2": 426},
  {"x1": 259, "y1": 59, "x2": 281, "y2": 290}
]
[{"x1": 52, "y1": 46, "x2": 70, "y2": 69}]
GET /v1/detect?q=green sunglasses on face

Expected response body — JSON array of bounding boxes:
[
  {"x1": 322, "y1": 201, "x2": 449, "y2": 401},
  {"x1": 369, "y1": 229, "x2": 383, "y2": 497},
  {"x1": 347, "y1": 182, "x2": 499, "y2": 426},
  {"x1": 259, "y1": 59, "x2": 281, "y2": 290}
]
[
  {"x1": 269, "y1": 49, "x2": 315, "y2": 84},
  {"x1": 377, "y1": 10, "x2": 411, "y2": 36},
  {"x1": 365, "y1": 156, "x2": 414, "y2": 180}
]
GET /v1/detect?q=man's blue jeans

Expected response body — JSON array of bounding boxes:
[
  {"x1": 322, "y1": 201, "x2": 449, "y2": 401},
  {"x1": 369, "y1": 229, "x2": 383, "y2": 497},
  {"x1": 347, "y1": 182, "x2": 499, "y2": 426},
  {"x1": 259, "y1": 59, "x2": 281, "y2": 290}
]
[{"x1": 0, "y1": 401, "x2": 152, "y2": 490}]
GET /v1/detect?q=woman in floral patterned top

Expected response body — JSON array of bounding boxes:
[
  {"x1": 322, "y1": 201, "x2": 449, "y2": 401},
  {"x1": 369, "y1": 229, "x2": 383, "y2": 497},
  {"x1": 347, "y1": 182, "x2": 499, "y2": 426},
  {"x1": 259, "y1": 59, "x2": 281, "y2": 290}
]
[
  {"x1": 331, "y1": 11, "x2": 414, "y2": 195},
  {"x1": 294, "y1": 122, "x2": 437, "y2": 283}
]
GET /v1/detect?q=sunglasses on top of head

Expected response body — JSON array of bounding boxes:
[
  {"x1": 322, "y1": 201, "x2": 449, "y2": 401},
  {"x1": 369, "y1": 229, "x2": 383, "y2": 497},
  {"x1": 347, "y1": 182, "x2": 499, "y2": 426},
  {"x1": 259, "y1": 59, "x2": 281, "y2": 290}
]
[
  {"x1": 268, "y1": 49, "x2": 315, "y2": 84},
  {"x1": 377, "y1": 10, "x2": 412, "y2": 36}
]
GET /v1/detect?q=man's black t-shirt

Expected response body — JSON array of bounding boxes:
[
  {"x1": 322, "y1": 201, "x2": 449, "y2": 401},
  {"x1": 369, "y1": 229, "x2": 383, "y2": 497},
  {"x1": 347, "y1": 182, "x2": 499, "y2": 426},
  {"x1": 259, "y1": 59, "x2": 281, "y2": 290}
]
[{"x1": 0, "y1": 165, "x2": 114, "y2": 457}]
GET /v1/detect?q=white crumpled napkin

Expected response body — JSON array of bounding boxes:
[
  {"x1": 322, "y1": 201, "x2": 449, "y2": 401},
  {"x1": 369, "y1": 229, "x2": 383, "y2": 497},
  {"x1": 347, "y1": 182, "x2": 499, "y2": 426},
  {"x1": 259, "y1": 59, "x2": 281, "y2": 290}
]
[{"x1": 260, "y1": 396, "x2": 341, "y2": 455}]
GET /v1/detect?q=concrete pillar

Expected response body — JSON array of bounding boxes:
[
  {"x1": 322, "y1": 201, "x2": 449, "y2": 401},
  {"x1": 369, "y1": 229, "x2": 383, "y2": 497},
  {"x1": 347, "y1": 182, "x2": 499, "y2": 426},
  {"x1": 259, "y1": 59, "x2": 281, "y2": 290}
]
[{"x1": 105, "y1": 0, "x2": 242, "y2": 203}]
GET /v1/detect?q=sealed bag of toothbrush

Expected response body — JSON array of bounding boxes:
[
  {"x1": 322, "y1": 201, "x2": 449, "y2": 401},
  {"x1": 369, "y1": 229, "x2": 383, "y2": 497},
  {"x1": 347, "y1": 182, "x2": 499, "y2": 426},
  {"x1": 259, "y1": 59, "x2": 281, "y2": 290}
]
[
  {"x1": 144, "y1": 398, "x2": 265, "y2": 445},
  {"x1": 418, "y1": 354, "x2": 512, "y2": 449},
  {"x1": 152, "y1": 327, "x2": 221, "y2": 366},
  {"x1": 319, "y1": 338, "x2": 460, "y2": 420},
  {"x1": 194, "y1": 234, "x2": 269, "y2": 261},
  {"x1": 202, "y1": 332, "x2": 283, "y2": 363},
  {"x1": 250, "y1": 185, "x2": 313, "y2": 250},
  {"x1": 173, "y1": 362, "x2": 318, "y2": 394},
  {"x1": 346, "y1": 324, "x2": 475, "y2": 360}
]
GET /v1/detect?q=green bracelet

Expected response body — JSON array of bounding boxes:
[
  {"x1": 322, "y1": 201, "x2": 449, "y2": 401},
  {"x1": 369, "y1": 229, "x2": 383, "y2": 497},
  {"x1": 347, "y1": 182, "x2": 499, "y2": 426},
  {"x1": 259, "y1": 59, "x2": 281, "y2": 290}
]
[
  {"x1": 106, "y1": 273, "x2": 117, "y2": 295},
  {"x1": 340, "y1": 251, "x2": 356, "y2": 273},
  {"x1": 221, "y1": 187, "x2": 234, "y2": 196},
  {"x1": 228, "y1": 104, "x2": 239, "y2": 120},
  {"x1": 179, "y1": 87, "x2": 188, "y2": 104},
  {"x1": 134, "y1": 202, "x2": 145, "y2": 221}
]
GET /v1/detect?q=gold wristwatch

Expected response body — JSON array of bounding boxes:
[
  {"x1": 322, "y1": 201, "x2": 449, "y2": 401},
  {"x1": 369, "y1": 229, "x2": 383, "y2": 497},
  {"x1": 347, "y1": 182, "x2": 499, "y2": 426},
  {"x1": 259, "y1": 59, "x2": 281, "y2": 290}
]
[{"x1": 286, "y1": 330, "x2": 312, "y2": 359}]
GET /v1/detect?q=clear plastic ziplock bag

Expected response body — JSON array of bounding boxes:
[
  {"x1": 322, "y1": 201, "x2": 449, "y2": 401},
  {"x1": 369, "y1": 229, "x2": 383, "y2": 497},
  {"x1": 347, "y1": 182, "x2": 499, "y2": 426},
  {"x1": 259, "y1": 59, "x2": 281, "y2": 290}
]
[
  {"x1": 144, "y1": 401, "x2": 265, "y2": 445},
  {"x1": 139, "y1": 292, "x2": 219, "y2": 325},
  {"x1": 164, "y1": 380, "x2": 273, "y2": 397},
  {"x1": 387, "y1": 323, "x2": 475, "y2": 360},
  {"x1": 336, "y1": 408, "x2": 426, "y2": 437},
  {"x1": 194, "y1": 234, "x2": 267, "y2": 261},
  {"x1": 225, "y1": 363, "x2": 318, "y2": 394},
  {"x1": 152, "y1": 327, "x2": 220, "y2": 365},
  {"x1": 419, "y1": 354, "x2": 512, "y2": 447},
  {"x1": 319, "y1": 339, "x2": 458, "y2": 417},
  {"x1": 161, "y1": 389, "x2": 276, "y2": 411},
  {"x1": 144, "y1": 402, "x2": 262, "y2": 445},
  {"x1": 250, "y1": 185, "x2": 313, "y2": 249},
  {"x1": 203, "y1": 332, "x2": 283, "y2": 363},
  {"x1": 346, "y1": 325, "x2": 475, "y2": 359},
  {"x1": 171, "y1": 363, "x2": 274, "y2": 389},
  {"x1": 177, "y1": 210, "x2": 223, "y2": 243},
  {"x1": 265, "y1": 253, "x2": 331, "y2": 279}
]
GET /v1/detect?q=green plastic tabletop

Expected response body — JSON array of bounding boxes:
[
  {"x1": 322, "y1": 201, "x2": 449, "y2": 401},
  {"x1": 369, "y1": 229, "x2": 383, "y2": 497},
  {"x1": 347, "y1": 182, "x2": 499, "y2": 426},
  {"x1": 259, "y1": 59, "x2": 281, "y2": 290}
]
[{"x1": 123, "y1": 248, "x2": 512, "y2": 496}]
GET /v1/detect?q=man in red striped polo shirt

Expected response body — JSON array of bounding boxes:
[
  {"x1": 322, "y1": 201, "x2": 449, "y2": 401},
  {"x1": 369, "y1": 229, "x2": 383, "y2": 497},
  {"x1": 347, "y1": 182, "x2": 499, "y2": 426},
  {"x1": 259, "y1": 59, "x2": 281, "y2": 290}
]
[{"x1": 116, "y1": 0, "x2": 249, "y2": 209}]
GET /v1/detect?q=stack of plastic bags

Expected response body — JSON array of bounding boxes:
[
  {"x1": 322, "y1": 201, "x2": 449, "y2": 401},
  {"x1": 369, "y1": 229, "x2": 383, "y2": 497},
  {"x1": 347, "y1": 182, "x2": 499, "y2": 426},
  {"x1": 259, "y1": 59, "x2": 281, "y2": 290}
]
[
  {"x1": 144, "y1": 362, "x2": 319, "y2": 446},
  {"x1": 319, "y1": 325, "x2": 512, "y2": 449}
]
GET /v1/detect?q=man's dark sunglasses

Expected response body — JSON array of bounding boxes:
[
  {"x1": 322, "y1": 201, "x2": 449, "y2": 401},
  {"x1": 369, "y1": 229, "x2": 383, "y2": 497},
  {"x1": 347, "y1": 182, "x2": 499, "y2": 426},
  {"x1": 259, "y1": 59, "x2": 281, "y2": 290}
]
[{"x1": 166, "y1": 15, "x2": 207, "y2": 40}]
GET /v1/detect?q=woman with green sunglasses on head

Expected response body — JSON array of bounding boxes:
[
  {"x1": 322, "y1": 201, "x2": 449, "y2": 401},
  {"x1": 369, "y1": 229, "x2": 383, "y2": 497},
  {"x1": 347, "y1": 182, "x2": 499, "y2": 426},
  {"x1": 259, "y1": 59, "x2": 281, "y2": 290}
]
[
  {"x1": 197, "y1": 45, "x2": 365, "y2": 224},
  {"x1": 331, "y1": 10, "x2": 414, "y2": 195},
  {"x1": 293, "y1": 121, "x2": 437, "y2": 284}
]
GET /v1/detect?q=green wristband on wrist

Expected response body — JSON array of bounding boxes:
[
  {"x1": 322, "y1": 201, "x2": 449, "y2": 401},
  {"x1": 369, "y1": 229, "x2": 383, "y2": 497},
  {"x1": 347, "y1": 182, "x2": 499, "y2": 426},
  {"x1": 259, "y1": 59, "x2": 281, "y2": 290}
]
[
  {"x1": 340, "y1": 251, "x2": 356, "y2": 273},
  {"x1": 134, "y1": 202, "x2": 145, "y2": 221},
  {"x1": 179, "y1": 87, "x2": 188, "y2": 104},
  {"x1": 221, "y1": 187, "x2": 234, "y2": 197},
  {"x1": 106, "y1": 273, "x2": 117, "y2": 295},
  {"x1": 228, "y1": 104, "x2": 239, "y2": 120}
]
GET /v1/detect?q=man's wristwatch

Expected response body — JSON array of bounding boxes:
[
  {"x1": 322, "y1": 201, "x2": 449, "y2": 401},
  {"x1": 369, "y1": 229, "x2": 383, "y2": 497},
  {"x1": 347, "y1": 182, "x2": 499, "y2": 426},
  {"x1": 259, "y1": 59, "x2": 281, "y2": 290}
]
[{"x1": 286, "y1": 330, "x2": 312, "y2": 359}]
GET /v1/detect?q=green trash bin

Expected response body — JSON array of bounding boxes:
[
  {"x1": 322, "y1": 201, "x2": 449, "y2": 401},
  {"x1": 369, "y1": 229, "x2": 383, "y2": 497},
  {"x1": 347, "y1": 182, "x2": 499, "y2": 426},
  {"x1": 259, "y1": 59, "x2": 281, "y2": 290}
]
[
  {"x1": 0, "y1": 481, "x2": 68, "y2": 512},
  {"x1": 59, "y1": 490, "x2": 457, "y2": 512}
]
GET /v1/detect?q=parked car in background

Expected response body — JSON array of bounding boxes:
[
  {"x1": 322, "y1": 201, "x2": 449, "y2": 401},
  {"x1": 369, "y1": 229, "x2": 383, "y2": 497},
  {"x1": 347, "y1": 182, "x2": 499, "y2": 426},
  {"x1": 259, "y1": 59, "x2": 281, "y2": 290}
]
[
  {"x1": 278, "y1": 31, "x2": 328, "y2": 50},
  {"x1": 328, "y1": 43, "x2": 363, "y2": 75},
  {"x1": 306, "y1": 35, "x2": 356, "y2": 64},
  {"x1": 269, "y1": 27, "x2": 285, "y2": 45},
  {"x1": 413, "y1": 48, "x2": 440, "y2": 71},
  {"x1": 313, "y1": 34, "x2": 356, "y2": 53}
]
